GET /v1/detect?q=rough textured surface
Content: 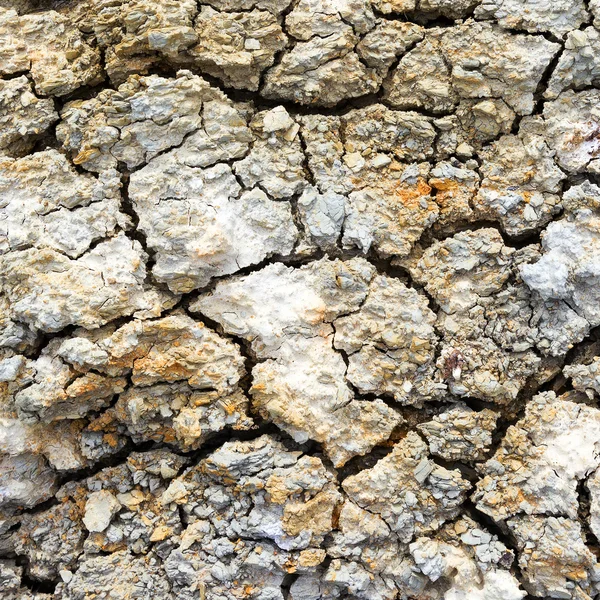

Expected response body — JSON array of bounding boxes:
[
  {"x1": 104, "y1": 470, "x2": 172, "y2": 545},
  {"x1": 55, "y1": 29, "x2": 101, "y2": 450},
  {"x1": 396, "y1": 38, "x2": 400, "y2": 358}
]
[
  {"x1": 418, "y1": 404, "x2": 499, "y2": 463},
  {"x1": 0, "y1": 77, "x2": 57, "y2": 156},
  {"x1": 474, "y1": 130, "x2": 565, "y2": 236},
  {"x1": 0, "y1": 7, "x2": 103, "y2": 97},
  {"x1": 192, "y1": 259, "x2": 402, "y2": 466},
  {"x1": 384, "y1": 22, "x2": 559, "y2": 116},
  {"x1": 474, "y1": 392, "x2": 600, "y2": 522},
  {"x1": 342, "y1": 432, "x2": 471, "y2": 543},
  {"x1": 3, "y1": 1, "x2": 600, "y2": 599},
  {"x1": 334, "y1": 274, "x2": 442, "y2": 404},
  {"x1": 475, "y1": 0, "x2": 589, "y2": 36},
  {"x1": 0, "y1": 150, "x2": 126, "y2": 259}
]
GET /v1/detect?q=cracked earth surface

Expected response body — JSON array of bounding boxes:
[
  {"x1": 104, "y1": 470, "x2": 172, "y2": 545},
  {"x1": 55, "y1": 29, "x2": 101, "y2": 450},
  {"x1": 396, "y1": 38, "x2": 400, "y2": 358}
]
[{"x1": 2, "y1": 0, "x2": 600, "y2": 598}]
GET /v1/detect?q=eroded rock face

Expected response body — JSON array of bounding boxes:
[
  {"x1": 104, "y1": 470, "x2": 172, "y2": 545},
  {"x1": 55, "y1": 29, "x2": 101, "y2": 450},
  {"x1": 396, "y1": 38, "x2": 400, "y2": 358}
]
[{"x1": 3, "y1": 2, "x2": 600, "y2": 599}]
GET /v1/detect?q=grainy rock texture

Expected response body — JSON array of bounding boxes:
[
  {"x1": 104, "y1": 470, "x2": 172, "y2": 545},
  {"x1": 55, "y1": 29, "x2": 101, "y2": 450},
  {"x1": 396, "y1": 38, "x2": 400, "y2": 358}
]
[{"x1": 1, "y1": 1, "x2": 600, "y2": 599}]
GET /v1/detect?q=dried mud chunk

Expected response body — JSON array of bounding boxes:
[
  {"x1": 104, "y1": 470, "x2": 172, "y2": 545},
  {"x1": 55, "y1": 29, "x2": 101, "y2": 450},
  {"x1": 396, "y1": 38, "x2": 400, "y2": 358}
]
[
  {"x1": 0, "y1": 560, "x2": 22, "y2": 595},
  {"x1": 342, "y1": 104, "x2": 435, "y2": 163},
  {"x1": 193, "y1": 257, "x2": 376, "y2": 358},
  {"x1": 66, "y1": 0, "x2": 198, "y2": 51},
  {"x1": 370, "y1": 0, "x2": 416, "y2": 13},
  {"x1": 474, "y1": 132, "x2": 565, "y2": 237},
  {"x1": 0, "y1": 151, "x2": 127, "y2": 259},
  {"x1": 9, "y1": 0, "x2": 600, "y2": 588},
  {"x1": 187, "y1": 7, "x2": 287, "y2": 91},
  {"x1": 261, "y1": 28, "x2": 380, "y2": 106},
  {"x1": 15, "y1": 500, "x2": 85, "y2": 580},
  {"x1": 60, "y1": 313, "x2": 245, "y2": 393},
  {"x1": 429, "y1": 160, "x2": 479, "y2": 230},
  {"x1": 193, "y1": 259, "x2": 402, "y2": 465},
  {"x1": 323, "y1": 500, "x2": 411, "y2": 599},
  {"x1": 0, "y1": 77, "x2": 57, "y2": 156},
  {"x1": 251, "y1": 335, "x2": 402, "y2": 466},
  {"x1": 507, "y1": 516, "x2": 599, "y2": 599},
  {"x1": 591, "y1": 0, "x2": 600, "y2": 27},
  {"x1": 418, "y1": 404, "x2": 499, "y2": 463},
  {"x1": 0, "y1": 453, "x2": 57, "y2": 512},
  {"x1": 116, "y1": 89, "x2": 251, "y2": 180},
  {"x1": 410, "y1": 228, "x2": 513, "y2": 318},
  {"x1": 475, "y1": 0, "x2": 588, "y2": 37},
  {"x1": 586, "y1": 467, "x2": 600, "y2": 540},
  {"x1": 531, "y1": 299, "x2": 590, "y2": 358},
  {"x1": 56, "y1": 0, "x2": 198, "y2": 84},
  {"x1": 388, "y1": 22, "x2": 558, "y2": 116},
  {"x1": 333, "y1": 275, "x2": 442, "y2": 404},
  {"x1": 474, "y1": 392, "x2": 600, "y2": 522},
  {"x1": 57, "y1": 71, "x2": 226, "y2": 173},
  {"x1": 521, "y1": 192, "x2": 600, "y2": 331},
  {"x1": 384, "y1": 36, "x2": 457, "y2": 114},
  {"x1": 439, "y1": 22, "x2": 559, "y2": 115},
  {"x1": 0, "y1": 8, "x2": 102, "y2": 96},
  {"x1": 546, "y1": 28, "x2": 600, "y2": 99},
  {"x1": 410, "y1": 516, "x2": 524, "y2": 600},
  {"x1": 435, "y1": 99, "x2": 516, "y2": 158},
  {"x1": 112, "y1": 383, "x2": 252, "y2": 450},
  {"x1": 14, "y1": 351, "x2": 127, "y2": 423},
  {"x1": 322, "y1": 507, "x2": 517, "y2": 600},
  {"x1": 299, "y1": 114, "x2": 352, "y2": 194},
  {"x1": 342, "y1": 162, "x2": 438, "y2": 258},
  {"x1": 0, "y1": 234, "x2": 156, "y2": 333},
  {"x1": 410, "y1": 229, "x2": 542, "y2": 401},
  {"x1": 408, "y1": 230, "x2": 537, "y2": 347},
  {"x1": 0, "y1": 297, "x2": 37, "y2": 352},
  {"x1": 130, "y1": 158, "x2": 297, "y2": 294},
  {"x1": 286, "y1": 0, "x2": 376, "y2": 40},
  {"x1": 356, "y1": 21, "x2": 423, "y2": 76},
  {"x1": 167, "y1": 540, "x2": 323, "y2": 600},
  {"x1": 234, "y1": 107, "x2": 307, "y2": 199},
  {"x1": 54, "y1": 449, "x2": 185, "y2": 556},
  {"x1": 480, "y1": 281, "x2": 540, "y2": 353},
  {"x1": 343, "y1": 432, "x2": 470, "y2": 543},
  {"x1": 296, "y1": 185, "x2": 346, "y2": 251},
  {"x1": 57, "y1": 551, "x2": 174, "y2": 600},
  {"x1": 541, "y1": 90, "x2": 600, "y2": 173},
  {"x1": 203, "y1": 0, "x2": 293, "y2": 12},
  {"x1": 64, "y1": 0, "x2": 198, "y2": 83},
  {"x1": 418, "y1": 0, "x2": 480, "y2": 18},
  {"x1": 564, "y1": 357, "x2": 600, "y2": 399},
  {"x1": 162, "y1": 435, "x2": 341, "y2": 559},
  {"x1": 83, "y1": 489, "x2": 122, "y2": 533},
  {"x1": 438, "y1": 338, "x2": 540, "y2": 404},
  {"x1": 299, "y1": 106, "x2": 435, "y2": 205},
  {"x1": 0, "y1": 360, "x2": 99, "y2": 470}
]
